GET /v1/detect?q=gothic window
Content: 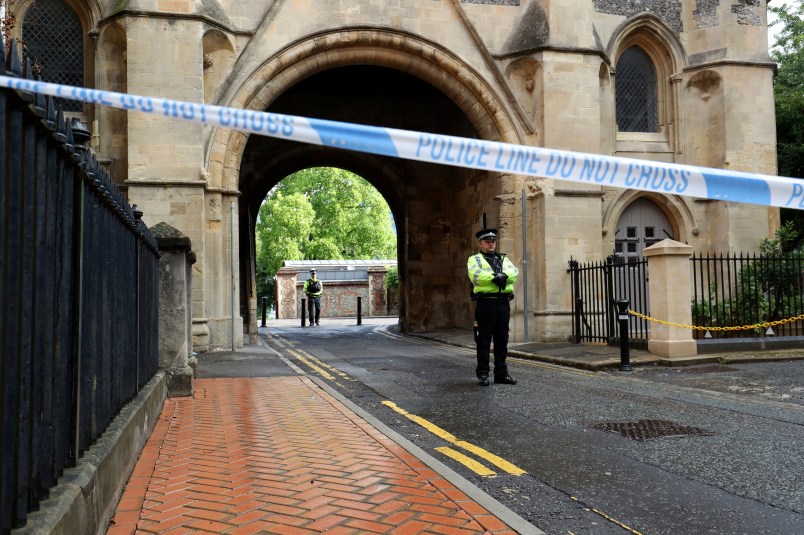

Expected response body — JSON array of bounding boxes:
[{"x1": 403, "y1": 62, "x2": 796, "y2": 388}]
[
  {"x1": 22, "y1": 0, "x2": 84, "y2": 111},
  {"x1": 615, "y1": 46, "x2": 658, "y2": 133}
]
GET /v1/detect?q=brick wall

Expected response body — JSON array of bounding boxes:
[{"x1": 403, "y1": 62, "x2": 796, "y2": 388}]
[{"x1": 276, "y1": 266, "x2": 398, "y2": 319}]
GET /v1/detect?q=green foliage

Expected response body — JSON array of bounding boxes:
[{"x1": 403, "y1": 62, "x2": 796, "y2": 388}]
[
  {"x1": 691, "y1": 223, "x2": 804, "y2": 334},
  {"x1": 771, "y1": 3, "x2": 804, "y2": 246},
  {"x1": 255, "y1": 167, "x2": 397, "y2": 308},
  {"x1": 384, "y1": 266, "x2": 399, "y2": 296}
]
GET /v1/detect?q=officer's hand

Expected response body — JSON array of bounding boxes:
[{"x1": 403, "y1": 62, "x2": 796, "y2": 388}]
[{"x1": 493, "y1": 273, "x2": 508, "y2": 288}]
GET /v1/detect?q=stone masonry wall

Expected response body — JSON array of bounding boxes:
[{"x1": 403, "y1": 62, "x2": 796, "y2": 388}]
[{"x1": 276, "y1": 267, "x2": 397, "y2": 319}]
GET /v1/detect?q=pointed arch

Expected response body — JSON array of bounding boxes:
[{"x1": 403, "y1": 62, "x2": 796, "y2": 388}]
[
  {"x1": 605, "y1": 14, "x2": 687, "y2": 156},
  {"x1": 616, "y1": 45, "x2": 658, "y2": 132},
  {"x1": 203, "y1": 29, "x2": 236, "y2": 104},
  {"x1": 603, "y1": 189, "x2": 698, "y2": 255},
  {"x1": 206, "y1": 28, "x2": 522, "y2": 191}
]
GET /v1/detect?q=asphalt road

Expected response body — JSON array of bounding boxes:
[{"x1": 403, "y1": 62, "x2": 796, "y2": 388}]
[{"x1": 197, "y1": 320, "x2": 804, "y2": 535}]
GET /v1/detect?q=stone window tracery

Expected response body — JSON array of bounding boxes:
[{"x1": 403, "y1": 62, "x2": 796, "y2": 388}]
[
  {"x1": 22, "y1": 0, "x2": 84, "y2": 111},
  {"x1": 615, "y1": 46, "x2": 658, "y2": 133}
]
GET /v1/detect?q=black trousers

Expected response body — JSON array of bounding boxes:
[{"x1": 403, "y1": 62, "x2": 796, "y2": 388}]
[
  {"x1": 474, "y1": 297, "x2": 510, "y2": 378},
  {"x1": 307, "y1": 296, "x2": 321, "y2": 324}
]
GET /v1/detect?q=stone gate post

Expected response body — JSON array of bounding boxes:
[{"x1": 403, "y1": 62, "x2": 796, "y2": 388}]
[
  {"x1": 643, "y1": 239, "x2": 697, "y2": 358},
  {"x1": 275, "y1": 267, "x2": 299, "y2": 320},
  {"x1": 368, "y1": 266, "x2": 388, "y2": 316},
  {"x1": 153, "y1": 222, "x2": 196, "y2": 397}
]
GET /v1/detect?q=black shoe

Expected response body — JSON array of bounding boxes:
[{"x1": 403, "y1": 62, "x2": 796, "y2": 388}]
[
  {"x1": 316, "y1": 322, "x2": 320, "y2": 325},
  {"x1": 477, "y1": 375, "x2": 489, "y2": 386},
  {"x1": 495, "y1": 375, "x2": 517, "y2": 385}
]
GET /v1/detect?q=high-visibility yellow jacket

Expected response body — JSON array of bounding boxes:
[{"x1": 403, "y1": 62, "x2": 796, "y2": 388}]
[
  {"x1": 467, "y1": 252, "x2": 518, "y2": 296},
  {"x1": 303, "y1": 277, "x2": 323, "y2": 297}
]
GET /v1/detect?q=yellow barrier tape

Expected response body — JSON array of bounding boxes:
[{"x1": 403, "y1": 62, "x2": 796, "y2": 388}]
[{"x1": 627, "y1": 310, "x2": 804, "y2": 332}]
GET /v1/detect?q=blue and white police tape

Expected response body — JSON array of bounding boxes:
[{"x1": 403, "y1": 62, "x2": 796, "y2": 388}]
[{"x1": 2, "y1": 74, "x2": 802, "y2": 211}]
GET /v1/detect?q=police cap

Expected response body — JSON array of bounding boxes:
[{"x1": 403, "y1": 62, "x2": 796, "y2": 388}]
[{"x1": 475, "y1": 228, "x2": 497, "y2": 241}]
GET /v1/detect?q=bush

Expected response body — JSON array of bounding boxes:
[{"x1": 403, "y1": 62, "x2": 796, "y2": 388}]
[{"x1": 384, "y1": 266, "x2": 399, "y2": 296}]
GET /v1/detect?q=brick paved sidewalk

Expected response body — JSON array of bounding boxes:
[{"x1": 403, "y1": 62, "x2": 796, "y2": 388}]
[{"x1": 107, "y1": 377, "x2": 521, "y2": 534}]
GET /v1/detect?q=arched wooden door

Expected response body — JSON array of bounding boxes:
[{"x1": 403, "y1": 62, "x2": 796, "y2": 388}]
[{"x1": 614, "y1": 198, "x2": 674, "y2": 261}]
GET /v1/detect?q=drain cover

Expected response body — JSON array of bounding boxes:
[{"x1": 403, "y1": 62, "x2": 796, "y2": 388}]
[{"x1": 591, "y1": 419, "x2": 715, "y2": 441}]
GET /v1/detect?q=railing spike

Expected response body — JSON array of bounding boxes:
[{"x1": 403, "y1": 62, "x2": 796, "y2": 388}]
[
  {"x1": 56, "y1": 105, "x2": 65, "y2": 132},
  {"x1": 33, "y1": 89, "x2": 46, "y2": 116},
  {"x1": 65, "y1": 119, "x2": 75, "y2": 149},
  {"x1": 47, "y1": 93, "x2": 57, "y2": 125},
  {"x1": 9, "y1": 38, "x2": 22, "y2": 75},
  {"x1": 54, "y1": 105, "x2": 69, "y2": 143}
]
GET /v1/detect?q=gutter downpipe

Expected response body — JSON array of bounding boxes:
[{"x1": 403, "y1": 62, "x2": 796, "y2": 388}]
[
  {"x1": 231, "y1": 201, "x2": 236, "y2": 351},
  {"x1": 521, "y1": 190, "x2": 528, "y2": 341}
]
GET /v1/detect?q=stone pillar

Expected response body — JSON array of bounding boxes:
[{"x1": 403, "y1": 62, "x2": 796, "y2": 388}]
[
  {"x1": 368, "y1": 267, "x2": 387, "y2": 317},
  {"x1": 275, "y1": 267, "x2": 299, "y2": 320},
  {"x1": 643, "y1": 239, "x2": 697, "y2": 358},
  {"x1": 153, "y1": 222, "x2": 195, "y2": 397}
]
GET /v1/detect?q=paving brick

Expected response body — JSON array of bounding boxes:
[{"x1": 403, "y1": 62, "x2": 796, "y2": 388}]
[
  {"x1": 346, "y1": 518, "x2": 395, "y2": 533},
  {"x1": 228, "y1": 520, "x2": 273, "y2": 535},
  {"x1": 110, "y1": 377, "x2": 517, "y2": 535},
  {"x1": 390, "y1": 519, "x2": 433, "y2": 534}
]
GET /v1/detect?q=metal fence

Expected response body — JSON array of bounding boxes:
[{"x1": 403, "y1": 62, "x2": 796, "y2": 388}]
[
  {"x1": 568, "y1": 256, "x2": 650, "y2": 346},
  {"x1": 691, "y1": 252, "x2": 804, "y2": 339},
  {"x1": 1, "y1": 39, "x2": 160, "y2": 532}
]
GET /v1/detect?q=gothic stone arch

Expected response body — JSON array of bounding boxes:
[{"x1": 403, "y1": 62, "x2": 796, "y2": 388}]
[
  {"x1": 201, "y1": 29, "x2": 526, "y2": 345},
  {"x1": 108, "y1": 2, "x2": 777, "y2": 351}
]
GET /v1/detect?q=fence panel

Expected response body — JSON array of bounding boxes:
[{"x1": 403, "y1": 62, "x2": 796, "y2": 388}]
[
  {"x1": 1, "y1": 38, "x2": 160, "y2": 533},
  {"x1": 611, "y1": 257, "x2": 650, "y2": 343},
  {"x1": 569, "y1": 256, "x2": 649, "y2": 345},
  {"x1": 691, "y1": 252, "x2": 804, "y2": 338}
]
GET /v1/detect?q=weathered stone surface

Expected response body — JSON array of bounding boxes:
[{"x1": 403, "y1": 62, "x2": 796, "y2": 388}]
[{"x1": 36, "y1": 0, "x2": 776, "y2": 348}]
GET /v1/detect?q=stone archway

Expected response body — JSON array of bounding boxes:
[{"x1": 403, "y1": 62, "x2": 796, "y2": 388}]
[
  {"x1": 202, "y1": 30, "x2": 525, "y2": 344},
  {"x1": 206, "y1": 28, "x2": 524, "y2": 190}
]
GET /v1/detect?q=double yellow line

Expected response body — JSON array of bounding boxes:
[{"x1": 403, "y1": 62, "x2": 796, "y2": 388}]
[
  {"x1": 382, "y1": 401, "x2": 526, "y2": 478},
  {"x1": 286, "y1": 345, "x2": 524, "y2": 478},
  {"x1": 287, "y1": 343, "x2": 640, "y2": 533},
  {"x1": 287, "y1": 349, "x2": 354, "y2": 383}
]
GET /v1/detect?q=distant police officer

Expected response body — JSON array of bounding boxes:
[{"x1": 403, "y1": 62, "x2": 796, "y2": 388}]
[
  {"x1": 303, "y1": 269, "x2": 323, "y2": 326},
  {"x1": 467, "y1": 229, "x2": 518, "y2": 386}
]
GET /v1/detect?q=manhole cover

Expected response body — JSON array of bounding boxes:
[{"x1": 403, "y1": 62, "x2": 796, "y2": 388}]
[
  {"x1": 591, "y1": 419, "x2": 715, "y2": 441},
  {"x1": 678, "y1": 365, "x2": 735, "y2": 374}
]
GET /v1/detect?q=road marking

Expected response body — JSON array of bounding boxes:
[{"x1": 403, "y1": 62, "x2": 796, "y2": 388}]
[
  {"x1": 570, "y1": 496, "x2": 645, "y2": 535},
  {"x1": 382, "y1": 400, "x2": 527, "y2": 476},
  {"x1": 435, "y1": 447, "x2": 497, "y2": 477},
  {"x1": 298, "y1": 350, "x2": 355, "y2": 381},
  {"x1": 288, "y1": 349, "x2": 337, "y2": 381}
]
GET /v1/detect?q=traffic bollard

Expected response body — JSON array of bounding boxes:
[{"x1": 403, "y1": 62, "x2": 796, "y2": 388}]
[
  {"x1": 616, "y1": 299, "x2": 632, "y2": 371},
  {"x1": 301, "y1": 298, "x2": 307, "y2": 327},
  {"x1": 357, "y1": 296, "x2": 362, "y2": 325},
  {"x1": 261, "y1": 296, "x2": 267, "y2": 327}
]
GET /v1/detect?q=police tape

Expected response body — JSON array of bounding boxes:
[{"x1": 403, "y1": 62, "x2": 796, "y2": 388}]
[{"x1": 2, "y1": 74, "x2": 802, "y2": 211}]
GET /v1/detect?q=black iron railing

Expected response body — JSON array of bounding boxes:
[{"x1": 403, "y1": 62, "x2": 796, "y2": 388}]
[
  {"x1": 691, "y1": 252, "x2": 804, "y2": 339},
  {"x1": 568, "y1": 256, "x2": 649, "y2": 345},
  {"x1": 1, "y1": 38, "x2": 159, "y2": 532}
]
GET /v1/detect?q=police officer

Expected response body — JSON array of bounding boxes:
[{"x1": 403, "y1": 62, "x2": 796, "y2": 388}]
[
  {"x1": 303, "y1": 269, "x2": 323, "y2": 326},
  {"x1": 467, "y1": 229, "x2": 518, "y2": 386}
]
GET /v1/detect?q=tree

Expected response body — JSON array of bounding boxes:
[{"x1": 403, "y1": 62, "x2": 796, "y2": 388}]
[
  {"x1": 255, "y1": 168, "x2": 397, "y2": 309},
  {"x1": 770, "y1": 2, "x2": 804, "y2": 246}
]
